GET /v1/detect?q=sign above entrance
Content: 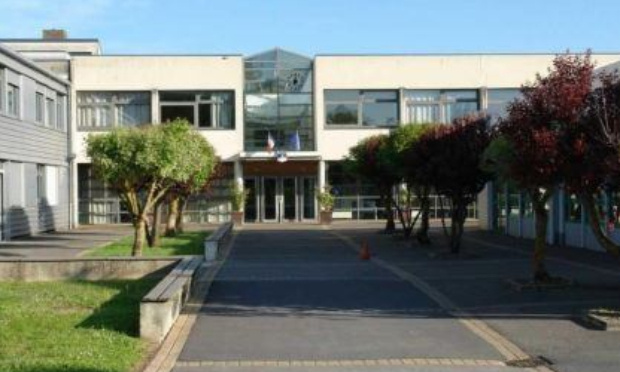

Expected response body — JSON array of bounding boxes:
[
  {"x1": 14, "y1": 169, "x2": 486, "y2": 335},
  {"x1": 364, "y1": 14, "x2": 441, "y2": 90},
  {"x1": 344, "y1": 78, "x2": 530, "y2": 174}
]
[
  {"x1": 242, "y1": 160, "x2": 319, "y2": 176},
  {"x1": 275, "y1": 150, "x2": 288, "y2": 163}
]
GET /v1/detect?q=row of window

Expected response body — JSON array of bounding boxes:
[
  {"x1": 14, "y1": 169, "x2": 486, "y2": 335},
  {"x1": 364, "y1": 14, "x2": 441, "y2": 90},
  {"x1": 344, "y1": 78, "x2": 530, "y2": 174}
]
[
  {"x1": 76, "y1": 88, "x2": 519, "y2": 130},
  {"x1": 77, "y1": 91, "x2": 235, "y2": 130},
  {"x1": 0, "y1": 66, "x2": 66, "y2": 131},
  {"x1": 35, "y1": 91, "x2": 66, "y2": 130},
  {"x1": 0, "y1": 69, "x2": 21, "y2": 117},
  {"x1": 324, "y1": 89, "x2": 519, "y2": 127},
  {"x1": 0, "y1": 161, "x2": 61, "y2": 208}
]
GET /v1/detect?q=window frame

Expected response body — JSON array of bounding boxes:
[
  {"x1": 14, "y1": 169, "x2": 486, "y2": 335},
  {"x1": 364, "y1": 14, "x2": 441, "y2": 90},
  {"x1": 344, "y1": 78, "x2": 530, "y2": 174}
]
[
  {"x1": 6, "y1": 83, "x2": 20, "y2": 118},
  {"x1": 324, "y1": 89, "x2": 400, "y2": 128},
  {"x1": 77, "y1": 91, "x2": 152, "y2": 131},
  {"x1": 35, "y1": 92, "x2": 44, "y2": 124},
  {"x1": 0, "y1": 67, "x2": 4, "y2": 114},
  {"x1": 159, "y1": 90, "x2": 235, "y2": 130},
  {"x1": 486, "y1": 88, "x2": 521, "y2": 125},
  {"x1": 45, "y1": 97, "x2": 55, "y2": 128},
  {"x1": 405, "y1": 89, "x2": 480, "y2": 124},
  {"x1": 56, "y1": 95, "x2": 65, "y2": 131}
]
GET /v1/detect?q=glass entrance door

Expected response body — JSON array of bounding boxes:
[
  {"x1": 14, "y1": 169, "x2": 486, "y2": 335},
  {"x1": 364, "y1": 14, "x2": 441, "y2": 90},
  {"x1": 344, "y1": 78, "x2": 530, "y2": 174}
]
[
  {"x1": 262, "y1": 177, "x2": 278, "y2": 222},
  {"x1": 302, "y1": 177, "x2": 316, "y2": 220},
  {"x1": 282, "y1": 177, "x2": 297, "y2": 222},
  {"x1": 247, "y1": 176, "x2": 316, "y2": 223},
  {"x1": 244, "y1": 178, "x2": 258, "y2": 222}
]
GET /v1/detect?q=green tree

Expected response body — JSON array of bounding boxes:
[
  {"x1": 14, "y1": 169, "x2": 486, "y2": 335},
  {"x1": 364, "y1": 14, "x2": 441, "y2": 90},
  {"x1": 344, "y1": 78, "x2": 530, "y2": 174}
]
[
  {"x1": 163, "y1": 157, "x2": 219, "y2": 238},
  {"x1": 87, "y1": 120, "x2": 216, "y2": 256},
  {"x1": 387, "y1": 124, "x2": 437, "y2": 242},
  {"x1": 345, "y1": 135, "x2": 398, "y2": 233},
  {"x1": 420, "y1": 115, "x2": 492, "y2": 254},
  {"x1": 484, "y1": 54, "x2": 594, "y2": 281}
]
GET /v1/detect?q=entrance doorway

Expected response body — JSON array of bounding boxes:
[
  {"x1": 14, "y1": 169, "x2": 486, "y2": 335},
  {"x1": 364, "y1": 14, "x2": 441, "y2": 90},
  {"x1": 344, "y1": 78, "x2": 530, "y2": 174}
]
[{"x1": 244, "y1": 176, "x2": 316, "y2": 223}]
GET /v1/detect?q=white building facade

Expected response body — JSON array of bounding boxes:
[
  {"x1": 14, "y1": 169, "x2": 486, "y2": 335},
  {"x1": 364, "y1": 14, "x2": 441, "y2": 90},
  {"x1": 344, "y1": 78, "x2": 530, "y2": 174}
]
[{"x1": 3, "y1": 32, "x2": 620, "y2": 252}]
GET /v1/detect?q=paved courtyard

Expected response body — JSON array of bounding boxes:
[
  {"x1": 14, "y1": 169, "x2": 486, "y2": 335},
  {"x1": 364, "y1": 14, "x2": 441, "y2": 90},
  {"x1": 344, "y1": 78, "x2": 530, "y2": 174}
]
[
  {"x1": 0, "y1": 224, "x2": 133, "y2": 259},
  {"x1": 170, "y1": 222, "x2": 620, "y2": 372}
]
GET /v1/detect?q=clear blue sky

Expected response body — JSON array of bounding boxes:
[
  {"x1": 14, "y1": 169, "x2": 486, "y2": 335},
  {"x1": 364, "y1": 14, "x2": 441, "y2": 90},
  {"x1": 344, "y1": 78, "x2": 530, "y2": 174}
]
[{"x1": 0, "y1": 0, "x2": 618, "y2": 56}]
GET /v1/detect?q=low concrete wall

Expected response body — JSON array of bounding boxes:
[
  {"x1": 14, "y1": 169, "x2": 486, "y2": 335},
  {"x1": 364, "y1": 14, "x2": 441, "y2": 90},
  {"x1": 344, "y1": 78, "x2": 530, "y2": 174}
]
[
  {"x1": 204, "y1": 222, "x2": 233, "y2": 261},
  {"x1": 140, "y1": 257, "x2": 204, "y2": 343},
  {"x1": 0, "y1": 258, "x2": 178, "y2": 282}
]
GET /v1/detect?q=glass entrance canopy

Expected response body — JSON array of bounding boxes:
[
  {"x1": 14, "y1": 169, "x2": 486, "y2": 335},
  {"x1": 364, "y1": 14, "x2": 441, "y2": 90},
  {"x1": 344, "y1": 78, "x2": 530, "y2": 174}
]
[{"x1": 244, "y1": 48, "x2": 314, "y2": 151}]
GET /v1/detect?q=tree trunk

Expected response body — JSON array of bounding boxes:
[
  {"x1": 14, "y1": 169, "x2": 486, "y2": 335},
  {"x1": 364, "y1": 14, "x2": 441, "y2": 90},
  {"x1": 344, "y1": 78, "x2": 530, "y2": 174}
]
[
  {"x1": 384, "y1": 191, "x2": 396, "y2": 233},
  {"x1": 532, "y1": 199, "x2": 551, "y2": 282},
  {"x1": 149, "y1": 201, "x2": 163, "y2": 247},
  {"x1": 581, "y1": 193, "x2": 620, "y2": 258},
  {"x1": 416, "y1": 193, "x2": 431, "y2": 245},
  {"x1": 132, "y1": 217, "x2": 147, "y2": 257},
  {"x1": 176, "y1": 197, "x2": 187, "y2": 233},
  {"x1": 165, "y1": 197, "x2": 179, "y2": 236},
  {"x1": 449, "y1": 202, "x2": 464, "y2": 254}
]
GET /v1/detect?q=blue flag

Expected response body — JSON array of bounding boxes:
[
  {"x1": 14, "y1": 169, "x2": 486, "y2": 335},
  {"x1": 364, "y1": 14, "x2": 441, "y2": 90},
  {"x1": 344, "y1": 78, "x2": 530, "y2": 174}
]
[{"x1": 289, "y1": 130, "x2": 301, "y2": 151}]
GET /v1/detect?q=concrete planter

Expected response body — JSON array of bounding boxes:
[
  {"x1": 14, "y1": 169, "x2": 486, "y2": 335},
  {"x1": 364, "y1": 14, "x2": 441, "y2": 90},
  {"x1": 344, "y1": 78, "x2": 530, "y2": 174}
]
[
  {"x1": 231, "y1": 211, "x2": 244, "y2": 225},
  {"x1": 319, "y1": 211, "x2": 333, "y2": 225},
  {"x1": 584, "y1": 309, "x2": 620, "y2": 331}
]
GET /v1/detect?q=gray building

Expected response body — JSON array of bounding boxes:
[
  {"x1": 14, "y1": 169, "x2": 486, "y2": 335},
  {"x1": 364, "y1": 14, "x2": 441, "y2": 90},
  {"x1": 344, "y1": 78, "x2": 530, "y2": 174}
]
[{"x1": 0, "y1": 43, "x2": 71, "y2": 240}]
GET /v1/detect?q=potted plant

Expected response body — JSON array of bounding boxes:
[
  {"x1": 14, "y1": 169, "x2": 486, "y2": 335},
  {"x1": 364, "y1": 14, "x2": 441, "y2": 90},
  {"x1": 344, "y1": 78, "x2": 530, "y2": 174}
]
[
  {"x1": 230, "y1": 181, "x2": 248, "y2": 225},
  {"x1": 317, "y1": 186, "x2": 335, "y2": 225}
]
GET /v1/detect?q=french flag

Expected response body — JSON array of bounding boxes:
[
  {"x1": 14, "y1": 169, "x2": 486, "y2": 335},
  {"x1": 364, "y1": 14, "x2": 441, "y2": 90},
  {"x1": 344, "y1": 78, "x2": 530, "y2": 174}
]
[{"x1": 266, "y1": 131, "x2": 275, "y2": 152}]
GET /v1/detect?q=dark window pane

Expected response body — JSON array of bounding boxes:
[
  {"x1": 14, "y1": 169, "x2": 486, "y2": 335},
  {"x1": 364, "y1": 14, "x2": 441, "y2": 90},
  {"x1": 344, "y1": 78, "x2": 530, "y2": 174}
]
[
  {"x1": 198, "y1": 104, "x2": 212, "y2": 128},
  {"x1": 363, "y1": 90, "x2": 397, "y2": 101},
  {"x1": 326, "y1": 104, "x2": 358, "y2": 125},
  {"x1": 444, "y1": 102, "x2": 478, "y2": 122},
  {"x1": 160, "y1": 91, "x2": 196, "y2": 102},
  {"x1": 161, "y1": 105, "x2": 194, "y2": 124},
  {"x1": 325, "y1": 90, "x2": 359, "y2": 102},
  {"x1": 445, "y1": 90, "x2": 477, "y2": 101},
  {"x1": 363, "y1": 102, "x2": 398, "y2": 126}
]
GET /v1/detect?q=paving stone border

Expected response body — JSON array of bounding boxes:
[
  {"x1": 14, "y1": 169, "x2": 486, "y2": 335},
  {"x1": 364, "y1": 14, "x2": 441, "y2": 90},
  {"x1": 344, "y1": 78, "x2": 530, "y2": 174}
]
[{"x1": 176, "y1": 358, "x2": 507, "y2": 368}]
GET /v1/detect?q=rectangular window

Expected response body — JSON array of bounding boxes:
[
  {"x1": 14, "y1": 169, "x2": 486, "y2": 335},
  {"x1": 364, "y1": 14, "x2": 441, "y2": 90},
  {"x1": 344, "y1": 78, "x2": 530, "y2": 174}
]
[
  {"x1": 7, "y1": 83, "x2": 19, "y2": 117},
  {"x1": 325, "y1": 90, "x2": 398, "y2": 127},
  {"x1": 77, "y1": 91, "x2": 151, "y2": 129},
  {"x1": 35, "y1": 92, "x2": 44, "y2": 123},
  {"x1": 46, "y1": 97, "x2": 55, "y2": 128},
  {"x1": 487, "y1": 89, "x2": 521, "y2": 125},
  {"x1": 405, "y1": 89, "x2": 479, "y2": 124},
  {"x1": 37, "y1": 164, "x2": 45, "y2": 204},
  {"x1": 159, "y1": 91, "x2": 234, "y2": 129},
  {"x1": 45, "y1": 166, "x2": 58, "y2": 206},
  {"x1": 56, "y1": 95, "x2": 65, "y2": 130},
  {"x1": 0, "y1": 68, "x2": 4, "y2": 113}
]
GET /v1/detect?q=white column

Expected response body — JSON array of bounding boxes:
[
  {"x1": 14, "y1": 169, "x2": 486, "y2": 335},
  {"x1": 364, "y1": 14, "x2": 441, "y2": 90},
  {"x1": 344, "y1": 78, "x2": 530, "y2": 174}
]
[
  {"x1": 234, "y1": 160, "x2": 243, "y2": 188},
  {"x1": 318, "y1": 160, "x2": 326, "y2": 191},
  {"x1": 480, "y1": 87, "x2": 489, "y2": 112},
  {"x1": 399, "y1": 87, "x2": 407, "y2": 125},
  {"x1": 151, "y1": 90, "x2": 159, "y2": 124}
]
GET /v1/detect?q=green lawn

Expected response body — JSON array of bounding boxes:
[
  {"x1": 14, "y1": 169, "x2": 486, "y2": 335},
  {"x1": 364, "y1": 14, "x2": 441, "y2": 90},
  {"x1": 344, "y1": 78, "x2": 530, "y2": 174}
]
[
  {"x1": 0, "y1": 279, "x2": 158, "y2": 372},
  {"x1": 87, "y1": 231, "x2": 210, "y2": 257}
]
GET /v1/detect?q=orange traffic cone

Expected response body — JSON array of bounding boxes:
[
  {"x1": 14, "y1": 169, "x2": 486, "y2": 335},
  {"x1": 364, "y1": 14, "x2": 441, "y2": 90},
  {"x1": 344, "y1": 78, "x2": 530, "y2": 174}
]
[{"x1": 359, "y1": 239, "x2": 371, "y2": 260}]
